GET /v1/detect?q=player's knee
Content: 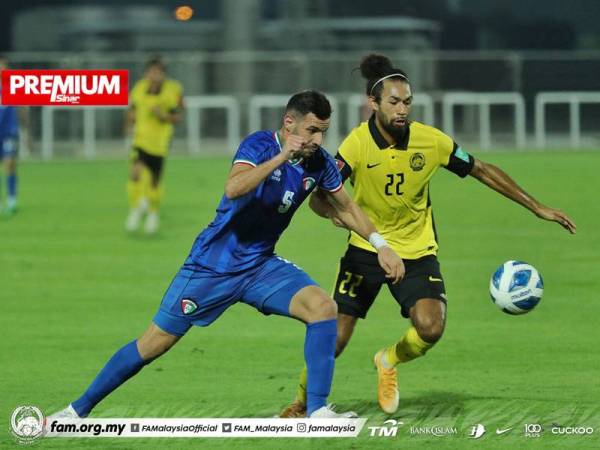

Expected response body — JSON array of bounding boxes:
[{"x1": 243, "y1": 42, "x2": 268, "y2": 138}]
[
  {"x1": 415, "y1": 318, "x2": 445, "y2": 344},
  {"x1": 140, "y1": 338, "x2": 174, "y2": 361},
  {"x1": 307, "y1": 295, "x2": 337, "y2": 322},
  {"x1": 129, "y1": 163, "x2": 142, "y2": 182},
  {"x1": 5, "y1": 158, "x2": 16, "y2": 173},
  {"x1": 137, "y1": 327, "x2": 178, "y2": 361}
]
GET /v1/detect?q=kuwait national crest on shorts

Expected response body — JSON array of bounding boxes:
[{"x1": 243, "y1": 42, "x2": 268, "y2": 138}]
[
  {"x1": 181, "y1": 299, "x2": 198, "y2": 315},
  {"x1": 302, "y1": 176, "x2": 316, "y2": 191},
  {"x1": 409, "y1": 152, "x2": 425, "y2": 171}
]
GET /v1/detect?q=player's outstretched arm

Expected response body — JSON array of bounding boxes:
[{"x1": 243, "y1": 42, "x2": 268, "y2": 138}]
[
  {"x1": 309, "y1": 188, "x2": 343, "y2": 225},
  {"x1": 324, "y1": 187, "x2": 405, "y2": 283},
  {"x1": 469, "y1": 158, "x2": 577, "y2": 234},
  {"x1": 124, "y1": 106, "x2": 136, "y2": 134}
]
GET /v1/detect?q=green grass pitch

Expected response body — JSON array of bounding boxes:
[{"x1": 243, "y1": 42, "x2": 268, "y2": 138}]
[{"x1": 1, "y1": 150, "x2": 599, "y2": 449}]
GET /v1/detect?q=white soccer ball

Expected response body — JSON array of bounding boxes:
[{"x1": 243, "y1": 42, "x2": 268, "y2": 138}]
[{"x1": 489, "y1": 260, "x2": 544, "y2": 315}]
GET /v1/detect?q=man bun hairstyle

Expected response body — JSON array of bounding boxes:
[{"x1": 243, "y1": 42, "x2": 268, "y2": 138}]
[
  {"x1": 360, "y1": 54, "x2": 409, "y2": 102},
  {"x1": 285, "y1": 90, "x2": 332, "y2": 120}
]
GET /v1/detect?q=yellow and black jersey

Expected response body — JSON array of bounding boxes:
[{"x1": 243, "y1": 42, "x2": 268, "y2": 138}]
[
  {"x1": 336, "y1": 115, "x2": 474, "y2": 259},
  {"x1": 130, "y1": 78, "x2": 183, "y2": 157}
]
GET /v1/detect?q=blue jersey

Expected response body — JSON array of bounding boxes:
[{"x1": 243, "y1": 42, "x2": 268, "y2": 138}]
[
  {"x1": 0, "y1": 105, "x2": 19, "y2": 138},
  {"x1": 189, "y1": 130, "x2": 343, "y2": 273}
]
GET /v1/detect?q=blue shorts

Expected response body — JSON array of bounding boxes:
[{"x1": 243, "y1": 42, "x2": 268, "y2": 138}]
[
  {"x1": 153, "y1": 256, "x2": 318, "y2": 336},
  {"x1": 0, "y1": 137, "x2": 18, "y2": 159}
]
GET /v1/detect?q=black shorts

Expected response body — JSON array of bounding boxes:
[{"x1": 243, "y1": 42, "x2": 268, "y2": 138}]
[
  {"x1": 130, "y1": 147, "x2": 165, "y2": 183},
  {"x1": 333, "y1": 245, "x2": 447, "y2": 319}
]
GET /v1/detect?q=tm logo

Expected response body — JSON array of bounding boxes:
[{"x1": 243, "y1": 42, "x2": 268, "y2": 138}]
[{"x1": 368, "y1": 419, "x2": 404, "y2": 437}]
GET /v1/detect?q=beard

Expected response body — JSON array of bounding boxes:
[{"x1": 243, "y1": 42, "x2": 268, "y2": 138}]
[{"x1": 377, "y1": 112, "x2": 408, "y2": 142}]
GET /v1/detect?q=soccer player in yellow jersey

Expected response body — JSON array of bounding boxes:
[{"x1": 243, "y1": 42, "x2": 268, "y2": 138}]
[
  {"x1": 281, "y1": 54, "x2": 576, "y2": 416},
  {"x1": 125, "y1": 57, "x2": 184, "y2": 234}
]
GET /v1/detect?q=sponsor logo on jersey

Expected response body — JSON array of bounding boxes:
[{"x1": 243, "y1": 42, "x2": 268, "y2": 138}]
[
  {"x1": 409, "y1": 152, "x2": 425, "y2": 171},
  {"x1": 1, "y1": 70, "x2": 128, "y2": 105},
  {"x1": 271, "y1": 168, "x2": 282, "y2": 182}
]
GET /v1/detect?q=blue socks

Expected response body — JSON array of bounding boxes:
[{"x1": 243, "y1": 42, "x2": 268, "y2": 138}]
[
  {"x1": 71, "y1": 322, "x2": 337, "y2": 417},
  {"x1": 304, "y1": 319, "x2": 337, "y2": 416},
  {"x1": 7, "y1": 173, "x2": 16, "y2": 199},
  {"x1": 72, "y1": 340, "x2": 147, "y2": 417}
]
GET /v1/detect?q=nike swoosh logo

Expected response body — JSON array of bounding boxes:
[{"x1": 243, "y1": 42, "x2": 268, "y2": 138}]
[
  {"x1": 366, "y1": 163, "x2": 381, "y2": 169},
  {"x1": 428, "y1": 276, "x2": 443, "y2": 282},
  {"x1": 496, "y1": 428, "x2": 512, "y2": 435}
]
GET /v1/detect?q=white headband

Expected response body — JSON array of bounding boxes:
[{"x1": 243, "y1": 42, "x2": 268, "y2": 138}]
[{"x1": 369, "y1": 73, "x2": 409, "y2": 96}]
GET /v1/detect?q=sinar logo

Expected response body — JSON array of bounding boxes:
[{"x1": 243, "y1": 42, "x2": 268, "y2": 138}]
[{"x1": 368, "y1": 419, "x2": 403, "y2": 437}]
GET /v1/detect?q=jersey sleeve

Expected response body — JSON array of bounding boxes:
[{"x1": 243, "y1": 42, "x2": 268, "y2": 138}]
[
  {"x1": 436, "y1": 130, "x2": 474, "y2": 178},
  {"x1": 169, "y1": 80, "x2": 184, "y2": 112},
  {"x1": 129, "y1": 81, "x2": 142, "y2": 107},
  {"x1": 337, "y1": 131, "x2": 361, "y2": 172},
  {"x1": 334, "y1": 153, "x2": 352, "y2": 182},
  {"x1": 318, "y1": 151, "x2": 343, "y2": 193},
  {"x1": 231, "y1": 133, "x2": 271, "y2": 167}
]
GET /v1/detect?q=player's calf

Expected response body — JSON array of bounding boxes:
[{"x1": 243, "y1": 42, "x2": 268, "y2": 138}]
[
  {"x1": 64, "y1": 324, "x2": 179, "y2": 418},
  {"x1": 335, "y1": 313, "x2": 358, "y2": 357},
  {"x1": 137, "y1": 323, "x2": 180, "y2": 360},
  {"x1": 289, "y1": 286, "x2": 339, "y2": 416}
]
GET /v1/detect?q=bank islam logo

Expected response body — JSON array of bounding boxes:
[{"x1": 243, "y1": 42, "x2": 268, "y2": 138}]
[
  {"x1": 410, "y1": 425, "x2": 458, "y2": 437},
  {"x1": 469, "y1": 423, "x2": 486, "y2": 439},
  {"x1": 368, "y1": 419, "x2": 403, "y2": 437},
  {"x1": 10, "y1": 405, "x2": 45, "y2": 444}
]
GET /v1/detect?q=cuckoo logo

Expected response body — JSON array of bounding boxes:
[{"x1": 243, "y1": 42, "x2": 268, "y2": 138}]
[{"x1": 1, "y1": 70, "x2": 128, "y2": 106}]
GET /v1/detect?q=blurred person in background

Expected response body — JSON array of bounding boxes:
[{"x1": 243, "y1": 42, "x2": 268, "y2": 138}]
[
  {"x1": 125, "y1": 56, "x2": 184, "y2": 234},
  {"x1": 0, "y1": 56, "x2": 22, "y2": 216}
]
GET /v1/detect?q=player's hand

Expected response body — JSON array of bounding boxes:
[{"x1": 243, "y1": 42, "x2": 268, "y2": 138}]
[
  {"x1": 281, "y1": 134, "x2": 307, "y2": 160},
  {"x1": 535, "y1": 206, "x2": 577, "y2": 234},
  {"x1": 151, "y1": 105, "x2": 166, "y2": 121},
  {"x1": 330, "y1": 216, "x2": 347, "y2": 228},
  {"x1": 376, "y1": 246, "x2": 405, "y2": 284}
]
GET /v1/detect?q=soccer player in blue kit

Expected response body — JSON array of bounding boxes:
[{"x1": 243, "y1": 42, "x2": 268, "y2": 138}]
[
  {"x1": 0, "y1": 57, "x2": 20, "y2": 215},
  {"x1": 51, "y1": 90, "x2": 405, "y2": 419}
]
